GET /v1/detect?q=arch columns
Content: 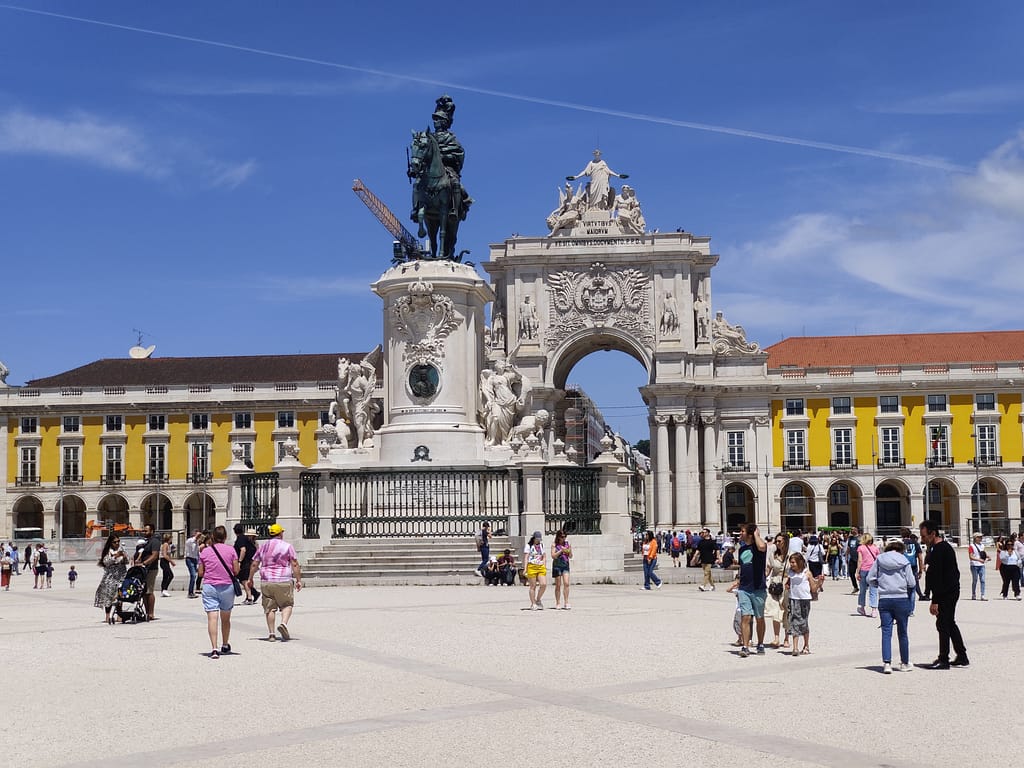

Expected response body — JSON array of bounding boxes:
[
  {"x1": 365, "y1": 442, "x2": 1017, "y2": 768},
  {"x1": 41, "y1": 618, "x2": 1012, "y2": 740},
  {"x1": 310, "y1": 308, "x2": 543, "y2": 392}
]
[
  {"x1": 653, "y1": 414, "x2": 672, "y2": 528},
  {"x1": 702, "y1": 413, "x2": 719, "y2": 531},
  {"x1": 673, "y1": 415, "x2": 687, "y2": 528}
]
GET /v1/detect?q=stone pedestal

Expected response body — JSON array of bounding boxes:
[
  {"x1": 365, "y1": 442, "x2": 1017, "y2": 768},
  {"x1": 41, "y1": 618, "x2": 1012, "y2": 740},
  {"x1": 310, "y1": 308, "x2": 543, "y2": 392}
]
[{"x1": 372, "y1": 260, "x2": 494, "y2": 466}]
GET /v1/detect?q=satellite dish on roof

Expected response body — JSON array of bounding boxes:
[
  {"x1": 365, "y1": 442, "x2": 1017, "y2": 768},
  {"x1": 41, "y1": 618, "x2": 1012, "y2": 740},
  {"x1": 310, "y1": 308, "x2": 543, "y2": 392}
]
[{"x1": 129, "y1": 345, "x2": 156, "y2": 359}]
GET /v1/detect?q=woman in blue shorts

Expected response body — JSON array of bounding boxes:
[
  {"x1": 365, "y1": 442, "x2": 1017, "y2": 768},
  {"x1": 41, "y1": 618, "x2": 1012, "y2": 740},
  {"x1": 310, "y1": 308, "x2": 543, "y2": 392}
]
[
  {"x1": 197, "y1": 525, "x2": 239, "y2": 659},
  {"x1": 552, "y1": 530, "x2": 573, "y2": 609}
]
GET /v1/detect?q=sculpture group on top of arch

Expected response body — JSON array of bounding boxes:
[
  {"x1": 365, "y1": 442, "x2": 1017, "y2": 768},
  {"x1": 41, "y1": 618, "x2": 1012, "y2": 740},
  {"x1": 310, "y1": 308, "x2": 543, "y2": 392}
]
[{"x1": 546, "y1": 150, "x2": 647, "y2": 237}]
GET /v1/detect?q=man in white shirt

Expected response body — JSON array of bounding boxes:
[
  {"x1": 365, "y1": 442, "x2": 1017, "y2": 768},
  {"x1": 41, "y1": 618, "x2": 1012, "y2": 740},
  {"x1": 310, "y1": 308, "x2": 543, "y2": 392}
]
[{"x1": 788, "y1": 531, "x2": 805, "y2": 557}]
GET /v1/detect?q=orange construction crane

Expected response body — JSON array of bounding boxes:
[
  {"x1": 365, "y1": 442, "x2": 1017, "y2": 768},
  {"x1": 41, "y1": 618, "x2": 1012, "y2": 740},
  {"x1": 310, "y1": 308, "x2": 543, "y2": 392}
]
[{"x1": 352, "y1": 178, "x2": 425, "y2": 263}]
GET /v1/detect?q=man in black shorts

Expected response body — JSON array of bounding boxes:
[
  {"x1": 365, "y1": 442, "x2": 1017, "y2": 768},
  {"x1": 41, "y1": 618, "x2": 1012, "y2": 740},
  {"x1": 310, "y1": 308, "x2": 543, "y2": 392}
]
[
  {"x1": 233, "y1": 524, "x2": 259, "y2": 604},
  {"x1": 135, "y1": 524, "x2": 160, "y2": 620}
]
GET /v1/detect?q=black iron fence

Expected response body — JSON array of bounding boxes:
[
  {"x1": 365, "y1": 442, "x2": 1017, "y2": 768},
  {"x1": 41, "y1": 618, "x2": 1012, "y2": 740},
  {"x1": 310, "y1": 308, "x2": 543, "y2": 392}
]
[
  {"x1": 330, "y1": 468, "x2": 514, "y2": 538},
  {"x1": 239, "y1": 472, "x2": 279, "y2": 537},
  {"x1": 543, "y1": 467, "x2": 601, "y2": 535},
  {"x1": 300, "y1": 472, "x2": 321, "y2": 539}
]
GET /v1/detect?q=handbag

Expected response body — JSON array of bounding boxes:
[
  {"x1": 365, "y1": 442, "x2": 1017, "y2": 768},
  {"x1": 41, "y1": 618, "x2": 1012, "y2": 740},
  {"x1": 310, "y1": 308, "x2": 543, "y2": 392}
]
[
  {"x1": 768, "y1": 581, "x2": 784, "y2": 598},
  {"x1": 210, "y1": 543, "x2": 243, "y2": 597}
]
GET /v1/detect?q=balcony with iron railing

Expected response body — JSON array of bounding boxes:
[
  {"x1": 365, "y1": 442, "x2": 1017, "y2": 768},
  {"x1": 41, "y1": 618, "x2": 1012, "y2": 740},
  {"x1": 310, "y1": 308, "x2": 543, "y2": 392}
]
[
  {"x1": 187, "y1": 472, "x2": 214, "y2": 484},
  {"x1": 58, "y1": 475, "x2": 83, "y2": 486},
  {"x1": 926, "y1": 457, "x2": 955, "y2": 469},
  {"x1": 101, "y1": 474, "x2": 126, "y2": 485},
  {"x1": 829, "y1": 459, "x2": 859, "y2": 470},
  {"x1": 15, "y1": 476, "x2": 39, "y2": 487},
  {"x1": 144, "y1": 473, "x2": 170, "y2": 484},
  {"x1": 876, "y1": 458, "x2": 906, "y2": 470},
  {"x1": 969, "y1": 456, "x2": 1003, "y2": 468},
  {"x1": 782, "y1": 460, "x2": 810, "y2": 471},
  {"x1": 722, "y1": 461, "x2": 750, "y2": 473}
]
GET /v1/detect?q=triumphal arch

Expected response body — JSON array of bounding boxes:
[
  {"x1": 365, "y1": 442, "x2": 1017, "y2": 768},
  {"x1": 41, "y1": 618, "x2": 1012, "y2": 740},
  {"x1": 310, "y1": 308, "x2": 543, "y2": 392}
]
[{"x1": 484, "y1": 152, "x2": 771, "y2": 531}]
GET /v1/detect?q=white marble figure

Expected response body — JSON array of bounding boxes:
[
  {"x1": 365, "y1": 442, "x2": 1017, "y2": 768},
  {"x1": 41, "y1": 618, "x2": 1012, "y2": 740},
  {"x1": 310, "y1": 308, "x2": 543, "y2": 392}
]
[
  {"x1": 479, "y1": 359, "x2": 531, "y2": 447},
  {"x1": 491, "y1": 305, "x2": 506, "y2": 348},
  {"x1": 0, "y1": 359, "x2": 8, "y2": 386},
  {"x1": 518, "y1": 295, "x2": 539, "y2": 341},
  {"x1": 614, "y1": 184, "x2": 646, "y2": 235},
  {"x1": 337, "y1": 348, "x2": 382, "y2": 448},
  {"x1": 711, "y1": 311, "x2": 761, "y2": 355},
  {"x1": 659, "y1": 291, "x2": 679, "y2": 334},
  {"x1": 567, "y1": 149, "x2": 629, "y2": 210},
  {"x1": 693, "y1": 294, "x2": 710, "y2": 341},
  {"x1": 511, "y1": 408, "x2": 550, "y2": 443},
  {"x1": 546, "y1": 181, "x2": 584, "y2": 235}
]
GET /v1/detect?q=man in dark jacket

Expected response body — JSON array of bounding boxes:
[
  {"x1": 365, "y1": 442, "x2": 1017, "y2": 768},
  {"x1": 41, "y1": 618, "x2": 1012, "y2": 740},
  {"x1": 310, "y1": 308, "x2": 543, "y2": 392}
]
[{"x1": 919, "y1": 520, "x2": 968, "y2": 669}]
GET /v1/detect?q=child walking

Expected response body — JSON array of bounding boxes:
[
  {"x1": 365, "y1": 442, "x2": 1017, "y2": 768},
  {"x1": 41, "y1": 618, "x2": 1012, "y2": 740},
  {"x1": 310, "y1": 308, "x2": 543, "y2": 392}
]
[
  {"x1": 67, "y1": 564, "x2": 77, "y2": 588},
  {"x1": 784, "y1": 553, "x2": 818, "y2": 656}
]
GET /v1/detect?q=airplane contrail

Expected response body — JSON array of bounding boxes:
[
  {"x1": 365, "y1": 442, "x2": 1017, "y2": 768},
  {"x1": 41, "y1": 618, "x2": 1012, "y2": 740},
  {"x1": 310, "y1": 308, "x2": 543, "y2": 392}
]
[{"x1": 0, "y1": 3, "x2": 970, "y2": 173}]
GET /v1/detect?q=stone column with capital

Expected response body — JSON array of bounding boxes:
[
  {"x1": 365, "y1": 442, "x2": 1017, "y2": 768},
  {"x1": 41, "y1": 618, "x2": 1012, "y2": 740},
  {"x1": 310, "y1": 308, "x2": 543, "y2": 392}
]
[
  {"x1": 223, "y1": 443, "x2": 253, "y2": 530},
  {"x1": 702, "y1": 413, "x2": 719, "y2": 531},
  {"x1": 273, "y1": 439, "x2": 305, "y2": 538},
  {"x1": 686, "y1": 413, "x2": 702, "y2": 526},
  {"x1": 673, "y1": 416, "x2": 687, "y2": 528},
  {"x1": 654, "y1": 414, "x2": 672, "y2": 529}
]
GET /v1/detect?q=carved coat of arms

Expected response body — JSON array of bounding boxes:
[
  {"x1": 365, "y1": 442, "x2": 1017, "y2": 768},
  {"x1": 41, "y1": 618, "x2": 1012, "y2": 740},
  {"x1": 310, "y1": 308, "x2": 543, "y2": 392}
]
[
  {"x1": 392, "y1": 279, "x2": 461, "y2": 366},
  {"x1": 546, "y1": 262, "x2": 653, "y2": 349}
]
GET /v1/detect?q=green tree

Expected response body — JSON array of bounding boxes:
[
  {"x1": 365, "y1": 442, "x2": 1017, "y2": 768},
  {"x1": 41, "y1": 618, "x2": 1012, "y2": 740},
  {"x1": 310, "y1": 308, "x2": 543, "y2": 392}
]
[{"x1": 633, "y1": 439, "x2": 650, "y2": 457}]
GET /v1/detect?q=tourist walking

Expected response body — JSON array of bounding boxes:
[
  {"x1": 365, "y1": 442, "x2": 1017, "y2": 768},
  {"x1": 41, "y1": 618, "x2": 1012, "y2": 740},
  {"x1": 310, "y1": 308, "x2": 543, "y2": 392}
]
[
  {"x1": 642, "y1": 530, "x2": 662, "y2": 591},
  {"x1": 826, "y1": 534, "x2": 842, "y2": 581},
  {"x1": 806, "y1": 535, "x2": 824, "y2": 592},
  {"x1": 184, "y1": 529, "x2": 201, "y2": 598},
  {"x1": 919, "y1": 520, "x2": 968, "y2": 669},
  {"x1": 856, "y1": 533, "x2": 880, "y2": 618},
  {"x1": 968, "y1": 532, "x2": 988, "y2": 600},
  {"x1": 1, "y1": 549, "x2": 12, "y2": 590},
  {"x1": 736, "y1": 523, "x2": 768, "y2": 658},
  {"x1": 551, "y1": 530, "x2": 572, "y2": 609},
  {"x1": 784, "y1": 552, "x2": 816, "y2": 656},
  {"x1": 765, "y1": 534, "x2": 788, "y2": 649},
  {"x1": 252, "y1": 523, "x2": 302, "y2": 641},
  {"x1": 10, "y1": 544, "x2": 19, "y2": 575},
  {"x1": 846, "y1": 528, "x2": 861, "y2": 593},
  {"x1": 524, "y1": 531, "x2": 547, "y2": 609},
  {"x1": 135, "y1": 525, "x2": 160, "y2": 620},
  {"x1": 868, "y1": 539, "x2": 916, "y2": 673},
  {"x1": 997, "y1": 539, "x2": 1021, "y2": 599},
  {"x1": 232, "y1": 524, "x2": 257, "y2": 604},
  {"x1": 197, "y1": 525, "x2": 239, "y2": 659},
  {"x1": 695, "y1": 529, "x2": 718, "y2": 592},
  {"x1": 159, "y1": 533, "x2": 175, "y2": 597},
  {"x1": 94, "y1": 534, "x2": 129, "y2": 624},
  {"x1": 67, "y1": 565, "x2": 77, "y2": 588},
  {"x1": 33, "y1": 543, "x2": 50, "y2": 589}
]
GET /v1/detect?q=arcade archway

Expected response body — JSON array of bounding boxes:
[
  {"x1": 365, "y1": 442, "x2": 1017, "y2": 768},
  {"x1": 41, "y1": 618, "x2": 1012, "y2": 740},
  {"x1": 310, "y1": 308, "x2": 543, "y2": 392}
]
[
  {"x1": 56, "y1": 494, "x2": 87, "y2": 538},
  {"x1": 184, "y1": 492, "x2": 217, "y2": 533},
  {"x1": 780, "y1": 482, "x2": 814, "y2": 532},
  {"x1": 13, "y1": 496, "x2": 44, "y2": 539},
  {"x1": 141, "y1": 493, "x2": 174, "y2": 531}
]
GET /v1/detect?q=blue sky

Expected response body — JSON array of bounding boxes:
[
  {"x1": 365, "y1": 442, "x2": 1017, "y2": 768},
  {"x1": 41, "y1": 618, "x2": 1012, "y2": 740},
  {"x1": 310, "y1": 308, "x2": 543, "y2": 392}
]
[{"x1": 2, "y1": 1, "x2": 1023, "y2": 442}]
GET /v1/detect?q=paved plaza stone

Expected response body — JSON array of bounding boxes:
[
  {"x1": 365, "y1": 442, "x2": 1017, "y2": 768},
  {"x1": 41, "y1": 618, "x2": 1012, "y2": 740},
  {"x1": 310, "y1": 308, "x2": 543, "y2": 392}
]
[{"x1": 4, "y1": 552, "x2": 1018, "y2": 768}]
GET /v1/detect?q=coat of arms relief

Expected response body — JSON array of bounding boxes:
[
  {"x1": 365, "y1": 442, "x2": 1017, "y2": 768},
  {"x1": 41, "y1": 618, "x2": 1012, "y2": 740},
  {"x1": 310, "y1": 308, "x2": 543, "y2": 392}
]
[
  {"x1": 545, "y1": 262, "x2": 653, "y2": 350},
  {"x1": 392, "y1": 278, "x2": 462, "y2": 366}
]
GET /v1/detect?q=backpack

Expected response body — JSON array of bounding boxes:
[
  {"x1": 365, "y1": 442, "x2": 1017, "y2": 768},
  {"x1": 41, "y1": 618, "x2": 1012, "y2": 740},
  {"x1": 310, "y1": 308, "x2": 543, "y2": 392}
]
[{"x1": 37, "y1": 550, "x2": 49, "y2": 566}]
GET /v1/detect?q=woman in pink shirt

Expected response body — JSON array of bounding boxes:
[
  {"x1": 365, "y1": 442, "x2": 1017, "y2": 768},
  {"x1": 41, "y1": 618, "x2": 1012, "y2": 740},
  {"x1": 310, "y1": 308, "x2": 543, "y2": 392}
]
[
  {"x1": 856, "y1": 533, "x2": 881, "y2": 618},
  {"x1": 197, "y1": 525, "x2": 239, "y2": 659}
]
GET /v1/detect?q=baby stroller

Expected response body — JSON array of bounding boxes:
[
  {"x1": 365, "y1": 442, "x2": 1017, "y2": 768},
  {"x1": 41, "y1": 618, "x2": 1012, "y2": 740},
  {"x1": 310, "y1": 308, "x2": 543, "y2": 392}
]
[{"x1": 114, "y1": 565, "x2": 149, "y2": 624}]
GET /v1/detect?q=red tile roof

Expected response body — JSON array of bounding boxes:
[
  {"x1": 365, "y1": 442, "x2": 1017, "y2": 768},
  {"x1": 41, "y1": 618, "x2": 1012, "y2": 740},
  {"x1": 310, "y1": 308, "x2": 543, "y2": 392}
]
[
  {"x1": 766, "y1": 330, "x2": 1024, "y2": 369},
  {"x1": 25, "y1": 353, "x2": 376, "y2": 389}
]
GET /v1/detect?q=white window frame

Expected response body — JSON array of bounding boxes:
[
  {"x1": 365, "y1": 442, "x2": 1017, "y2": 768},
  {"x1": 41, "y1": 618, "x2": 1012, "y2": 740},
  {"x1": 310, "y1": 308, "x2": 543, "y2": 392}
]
[
  {"x1": 880, "y1": 427, "x2": 901, "y2": 465},
  {"x1": 975, "y1": 393, "x2": 996, "y2": 412},
  {"x1": 831, "y1": 396, "x2": 852, "y2": 415},
  {"x1": 105, "y1": 414, "x2": 123, "y2": 432},
  {"x1": 879, "y1": 395, "x2": 899, "y2": 414},
  {"x1": 20, "y1": 416, "x2": 38, "y2": 434},
  {"x1": 191, "y1": 413, "x2": 210, "y2": 431},
  {"x1": 927, "y1": 425, "x2": 950, "y2": 464},
  {"x1": 148, "y1": 444, "x2": 166, "y2": 480},
  {"x1": 62, "y1": 445, "x2": 80, "y2": 481},
  {"x1": 191, "y1": 442, "x2": 211, "y2": 480},
  {"x1": 976, "y1": 424, "x2": 997, "y2": 463},
  {"x1": 148, "y1": 414, "x2": 166, "y2": 431},
  {"x1": 726, "y1": 431, "x2": 745, "y2": 468},
  {"x1": 277, "y1": 411, "x2": 295, "y2": 429},
  {"x1": 20, "y1": 446, "x2": 38, "y2": 481},
  {"x1": 105, "y1": 445, "x2": 123, "y2": 478},
  {"x1": 234, "y1": 412, "x2": 252, "y2": 430},
  {"x1": 926, "y1": 393, "x2": 947, "y2": 413},
  {"x1": 63, "y1": 415, "x2": 81, "y2": 433},
  {"x1": 785, "y1": 399, "x2": 804, "y2": 416},
  {"x1": 786, "y1": 429, "x2": 806, "y2": 465},
  {"x1": 833, "y1": 428, "x2": 853, "y2": 466}
]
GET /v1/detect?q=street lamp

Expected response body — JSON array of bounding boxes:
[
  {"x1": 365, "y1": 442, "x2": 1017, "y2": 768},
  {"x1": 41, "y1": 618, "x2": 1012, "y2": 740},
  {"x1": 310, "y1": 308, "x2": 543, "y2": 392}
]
[{"x1": 970, "y1": 432, "x2": 981, "y2": 537}]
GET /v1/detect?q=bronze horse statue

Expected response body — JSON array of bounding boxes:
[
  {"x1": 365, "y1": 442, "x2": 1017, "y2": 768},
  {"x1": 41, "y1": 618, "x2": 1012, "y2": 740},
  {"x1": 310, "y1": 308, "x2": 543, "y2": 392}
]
[{"x1": 408, "y1": 130, "x2": 461, "y2": 261}]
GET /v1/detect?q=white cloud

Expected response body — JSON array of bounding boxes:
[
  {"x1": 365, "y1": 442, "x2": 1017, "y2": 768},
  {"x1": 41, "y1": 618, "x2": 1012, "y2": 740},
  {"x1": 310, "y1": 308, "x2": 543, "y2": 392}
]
[
  {"x1": 207, "y1": 159, "x2": 257, "y2": 190},
  {"x1": 0, "y1": 109, "x2": 168, "y2": 177},
  {"x1": 728, "y1": 132, "x2": 1024, "y2": 342},
  {"x1": 866, "y1": 84, "x2": 1024, "y2": 115}
]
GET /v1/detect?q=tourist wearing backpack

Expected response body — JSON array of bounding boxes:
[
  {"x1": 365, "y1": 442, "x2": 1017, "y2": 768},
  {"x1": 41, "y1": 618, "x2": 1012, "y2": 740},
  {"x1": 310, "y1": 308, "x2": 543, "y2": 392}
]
[{"x1": 34, "y1": 544, "x2": 50, "y2": 589}]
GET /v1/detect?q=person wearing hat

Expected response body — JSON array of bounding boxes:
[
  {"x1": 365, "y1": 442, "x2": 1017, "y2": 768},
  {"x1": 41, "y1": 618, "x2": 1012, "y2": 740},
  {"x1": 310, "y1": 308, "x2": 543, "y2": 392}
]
[
  {"x1": 251, "y1": 523, "x2": 302, "y2": 641},
  {"x1": 232, "y1": 523, "x2": 259, "y2": 605},
  {"x1": 967, "y1": 532, "x2": 988, "y2": 600}
]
